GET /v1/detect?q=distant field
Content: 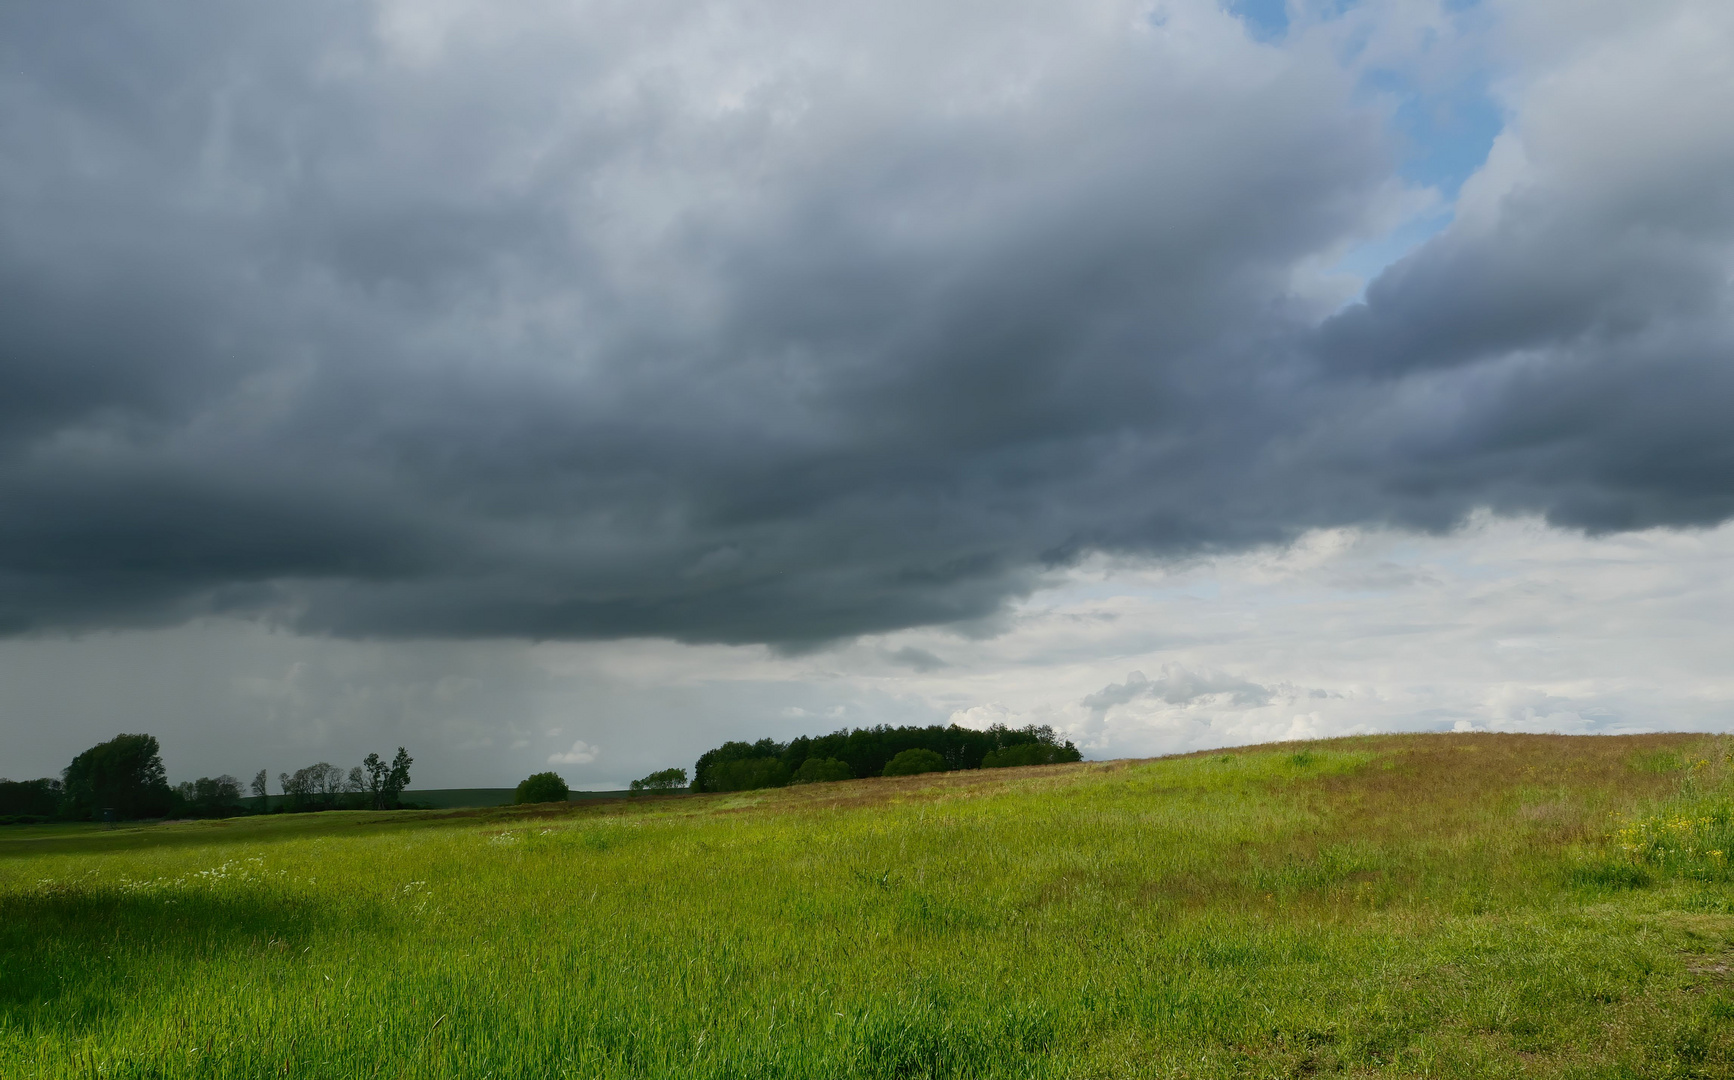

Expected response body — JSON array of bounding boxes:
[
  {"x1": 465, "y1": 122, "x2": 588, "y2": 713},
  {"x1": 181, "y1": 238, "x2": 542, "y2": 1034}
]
[
  {"x1": 234, "y1": 787, "x2": 639, "y2": 812},
  {"x1": 6, "y1": 732, "x2": 1734, "y2": 1078}
]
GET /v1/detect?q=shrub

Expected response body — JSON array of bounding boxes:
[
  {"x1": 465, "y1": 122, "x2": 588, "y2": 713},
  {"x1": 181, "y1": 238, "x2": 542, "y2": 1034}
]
[
  {"x1": 791, "y1": 757, "x2": 854, "y2": 785},
  {"x1": 883, "y1": 749, "x2": 947, "y2": 777},
  {"x1": 515, "y1": 772, "x2": 571, "y2": 804},
  {"x1": 981, "y1": 742, "x2": 1082, "y2": 769},
  {"x1": 631, "y1": 767, "x2": 688, "y2": 794}
]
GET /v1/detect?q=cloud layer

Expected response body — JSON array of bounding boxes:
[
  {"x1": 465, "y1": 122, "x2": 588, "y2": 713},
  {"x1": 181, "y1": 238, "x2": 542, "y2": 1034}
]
[
  {"x1": 5, "y1": 516, "x2": 1733, "y2": 787},
  {"x1": 0, "y1": 0, "x2": 1730, "y2": 645}
]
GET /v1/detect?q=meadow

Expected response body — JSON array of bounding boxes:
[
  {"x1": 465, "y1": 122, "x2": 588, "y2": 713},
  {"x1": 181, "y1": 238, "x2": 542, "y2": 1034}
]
[{"x1": 4, "y1": 732, "x2": 1734, "y2": 1078}]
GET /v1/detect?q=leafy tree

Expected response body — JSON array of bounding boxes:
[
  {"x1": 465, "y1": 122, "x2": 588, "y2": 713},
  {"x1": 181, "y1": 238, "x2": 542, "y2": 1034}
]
[
  {"x1": 882, "y1": 748, "x2": 947, "y2": 777},
  {"x1": 386, "y1": 747, "x2": 413, "y2": 807},
  {"x1": 0, "y1": 777, "x2": 62, "y2": 819},
  {"x1": 701, "y1": 757, "x2": 789, "y2": 791},
  {"x1": 62, "y1": 734, "x2": 174, "y2": 820},
  {"x1": 515, "y1": 772, "x2": 570, "y2": 804},
  {"x1": 693, "y1": 723, "x2": 1081, "y2": 787},
  {"x1": 630, "y1": 768, "x2": 687, "y2": 794},
  {"x1": 790, "y1": 757, "x2": 853, "y2": 784},
  {"x1": 363, "y1": 752, "x2": 389, "y2": 809},
  {"x1": 174, "y1": 775, "x2": 243, "y2": 817},
  {"x1": 250, "y1": 769, "x2": 269, "y2": 810},
  {"x1": 692, "y1": 738, "x2": 788, "y2": 792},
  {"x1": 280, "y1": 763, "x2": 346, "y2": 811},
  {"x1": 981, "y1": 741, "x2": 1082, "y2": 768},
  {"x1": 361, "y1": 747, "x2": 414, "y2": 809}
]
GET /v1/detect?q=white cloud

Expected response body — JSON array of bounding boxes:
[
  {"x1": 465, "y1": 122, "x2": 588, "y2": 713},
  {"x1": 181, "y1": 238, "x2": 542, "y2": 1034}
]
[
  {"x1": 947, "y1": 702, "x2": 1031, "y2": 730},
  {"x1": 548, "y1": 740, "x2": 600, "y2": 765}
]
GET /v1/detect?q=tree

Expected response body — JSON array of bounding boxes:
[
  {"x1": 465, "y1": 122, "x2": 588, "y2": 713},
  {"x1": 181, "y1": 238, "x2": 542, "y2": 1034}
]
[
  {"x1": 358, "y1": 748, "x2": 412, "y2": 809},
  {"x1": 630, "y1": 768, "x2": 687, "y2": 794},
  {"x1": 174, "y1": 775, "x2": 243, "y2": 817},
  {"x1": 315, "y1": 762, "x2": 346, "y2": 804},
  {"x1": 981, "y1": 741, "x2": 1082, "y2": 768},
  {"x1": 280, "y1": 763, "x2": 346, "y2": 811},
  {"x1": 515, "y1": 772, "x2": 570, "y2": 804},
  {"x1": 790, "y1": 758, "x2": 853, "y2": 784},
  {"x1": 694, "y1": 722, "x2": 1082, "y2": 782},
  {"x1": 709, "y1": 757, "x2": 790, "y2": 791},
  {"x1": 692, "y1": 738, "x2": 788, "y2": 792},
  {"x1": 62, "y1": 734, "x2": 174, "y2": 820},
  {"x1": 250, "y1": 769, "x2": 269, "y2": 811},
  {"x1": 882, "y1": 748, "x2": 946, "y2": 777},
  {"x1": 363, "y1": 752, "x2": 389, "y2": 809},
  {"x1": 0, "y1": 777, "x2": 62, "y2": 819},
  {"x1": 385, "y1": 747, "x2": 412, "y2": 808}
]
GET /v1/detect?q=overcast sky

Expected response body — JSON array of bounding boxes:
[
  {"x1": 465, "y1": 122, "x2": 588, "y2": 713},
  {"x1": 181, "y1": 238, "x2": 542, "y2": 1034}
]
[{"x1": 3, "y1": 0, "x2": 1732, "y2": 788}]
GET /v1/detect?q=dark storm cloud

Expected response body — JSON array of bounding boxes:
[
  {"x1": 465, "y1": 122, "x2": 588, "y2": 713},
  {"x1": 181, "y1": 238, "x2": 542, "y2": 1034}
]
[{"x1": 1, "y1": 0, "x2": 1730, "y2": 645}]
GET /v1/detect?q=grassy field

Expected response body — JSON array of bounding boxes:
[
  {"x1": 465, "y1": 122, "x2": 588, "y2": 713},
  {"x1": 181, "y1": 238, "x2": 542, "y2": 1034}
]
[{"x1": 5, "y1": 732, "x2": 1734, "y2": 1078}]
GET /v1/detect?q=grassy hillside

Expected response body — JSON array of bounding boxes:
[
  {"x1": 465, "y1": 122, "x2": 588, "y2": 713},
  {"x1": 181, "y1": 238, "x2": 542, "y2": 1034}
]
[{"x1": 4, "y1": 732, "x2": 1734, "y2": 1078}]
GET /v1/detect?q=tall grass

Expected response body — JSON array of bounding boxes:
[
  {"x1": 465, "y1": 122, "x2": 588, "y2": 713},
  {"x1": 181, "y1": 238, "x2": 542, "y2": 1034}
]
[
  {"x1": 1616, "y1": 741, "x2": 1734, "y2": 883},
  {"x1": 4, "y1": 733, "x2": 1734, "y2": 1078}
]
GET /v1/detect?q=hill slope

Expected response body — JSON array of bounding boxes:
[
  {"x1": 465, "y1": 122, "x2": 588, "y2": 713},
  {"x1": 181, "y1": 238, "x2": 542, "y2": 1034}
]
[{"x1": 4, "y1": 732, "x2": 1734, "y2": 1077}]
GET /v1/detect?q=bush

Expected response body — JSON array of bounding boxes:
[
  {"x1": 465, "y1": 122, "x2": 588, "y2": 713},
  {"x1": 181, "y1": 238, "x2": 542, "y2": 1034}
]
[
  {"x1": 515, "y1": 772, "x2": 571, "y2": 804},
  {"x1": 791, "y1": 757, "x2": 854, "y2": 785},
  {"x1": 882, "y1": 749, "x2": 947, "y2": 777},
  {"x1": 981, "y1": 742, "x2": 1082, "y2": 769},
  {"x1": 631, "y1": 767, "x2": 688, "y2": 794}
]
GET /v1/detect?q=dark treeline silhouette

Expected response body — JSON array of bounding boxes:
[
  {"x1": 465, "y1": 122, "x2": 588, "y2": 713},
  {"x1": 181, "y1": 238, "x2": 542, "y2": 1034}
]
[
  {"x1": 691, "y1": 723, "x2": 1081, "y2": 793},
  {"x1": 1, "y1": 734, "x2": 415, "y2": 823},
  {"x1": 276, "y1": 748, "x2": 413, "y2": 812}
]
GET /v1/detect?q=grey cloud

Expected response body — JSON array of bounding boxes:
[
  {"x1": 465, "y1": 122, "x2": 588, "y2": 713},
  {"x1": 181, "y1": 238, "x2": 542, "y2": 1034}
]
[
  {"x1": 1083, "y1": 667, "x2": 1276, "y2": 717},
  {"x1": 0, "y1": 1, "x2": 1731, "y2": 645},
  {"x1": 884, "y1": 646, "x2": 949, "y2": 673}
]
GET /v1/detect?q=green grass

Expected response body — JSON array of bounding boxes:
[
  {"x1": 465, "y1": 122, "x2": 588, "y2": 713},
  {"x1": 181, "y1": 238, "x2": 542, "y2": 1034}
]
[{"x1": 6, "y1": 732, "x2": 1734, "y2": 1078}]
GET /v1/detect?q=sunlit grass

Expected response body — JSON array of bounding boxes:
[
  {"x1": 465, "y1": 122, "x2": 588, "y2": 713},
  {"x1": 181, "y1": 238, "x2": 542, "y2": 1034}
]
[{"x1": 5, "y1": 732, "x2": 1734, "y2": 1077}]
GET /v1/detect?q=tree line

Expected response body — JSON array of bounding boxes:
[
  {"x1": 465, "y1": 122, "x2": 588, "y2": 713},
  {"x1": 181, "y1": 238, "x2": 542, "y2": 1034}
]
[
  {"x1": 0, "y1": 733, "x2": 414, "y2": 824},
  {"x1": 689, "y1": 722, "x2": 1082, "y2": 793}
]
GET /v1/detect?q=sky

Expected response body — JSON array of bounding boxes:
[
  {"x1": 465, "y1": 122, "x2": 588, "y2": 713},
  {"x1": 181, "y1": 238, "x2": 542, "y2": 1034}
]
[{"x1": 2, "y1": 0, "x2": 1733, "y2": 789}]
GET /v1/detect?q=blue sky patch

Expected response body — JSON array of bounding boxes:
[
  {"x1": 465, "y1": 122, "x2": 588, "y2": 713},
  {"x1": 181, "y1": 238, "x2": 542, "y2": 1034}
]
[{"x1": 1225, "y1": 0, "x2": 1289, "y2": 41}]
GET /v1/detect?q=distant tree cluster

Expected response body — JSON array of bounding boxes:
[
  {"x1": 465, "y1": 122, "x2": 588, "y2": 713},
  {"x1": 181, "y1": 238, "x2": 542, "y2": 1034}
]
[
  {"x1": 1, "y1": 734, "x2": 417, "y2": 824},
  {"x1": 277, "y1": 748, "x2": 413, "y2": 812},
  {"x1": 0, "y1": 776, "x2": 64, "y2": 824},
  {"x1": 630, "y1": 768, "x2": 687, "y2": 794},
  {"x1": 62, "y1": 733, "x2": 175, "y2": 820},
  {"x1": 690, "y1": 723, "x2": 1081, "y2": 793},
  {"x1": 174, "y1": 775, "x2": 245, "y2": 818},
  {"x1": 515, "y1": 771, "x2": 570, "y2": 804}
]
